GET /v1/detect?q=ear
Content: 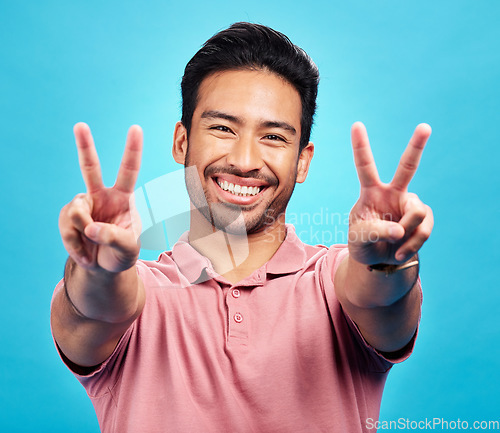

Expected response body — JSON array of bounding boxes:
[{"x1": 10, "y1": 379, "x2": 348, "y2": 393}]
[
  {"x1": 172, "y1": 121, "x2": 188, "y2": 165},
  {"x1": 295, "y1": 142, "x2": 314, "y2": 183}
]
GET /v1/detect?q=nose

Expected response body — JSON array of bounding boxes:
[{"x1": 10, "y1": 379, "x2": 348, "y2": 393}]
[{"x1": 226, "y1": 133, "x2": 264, "y2": 173}]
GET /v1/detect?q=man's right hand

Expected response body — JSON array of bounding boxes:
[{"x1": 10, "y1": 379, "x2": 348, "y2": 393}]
[
  {"x1": 52, "y1": 123, "x2": 146, "y2": 369},
  {"x1": 59, "y1": 122, "x2": 143, "y2": 273}
]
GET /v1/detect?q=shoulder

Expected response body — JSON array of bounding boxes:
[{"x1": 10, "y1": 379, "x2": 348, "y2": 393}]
[
  {"x1": 134, "y1": 252, "x2": 186, "y2": 297},
  {"x1": 302, "y1": 240, "x2": 349, "y2": 277},
  {"x1": 136, "y1": 252, "x2": 177, "y2": 280}
]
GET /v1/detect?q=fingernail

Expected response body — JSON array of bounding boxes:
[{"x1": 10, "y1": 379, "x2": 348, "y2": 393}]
[
  {"x1": 87, "y1": 224, "x2": 101, "y2": 238},
  {"x1": 388, "y1": 226, "x2": 396, "y2": 238},
  {"x1": 388, "y1": 225, "x2": 401, "y2": 239},
  {"x1": 395, "y1": 252, "x2": 405, "y2": 261}
]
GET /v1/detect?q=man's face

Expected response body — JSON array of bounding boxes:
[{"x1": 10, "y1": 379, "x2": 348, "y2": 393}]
[{"x1": 174, "y1": 69, "x2": 313, "y2": 234}]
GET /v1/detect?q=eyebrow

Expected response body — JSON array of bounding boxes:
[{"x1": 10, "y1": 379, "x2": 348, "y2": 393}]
[
  {"x1": 200, "y1": 110, "x2": 297, "y2": 135},
  {"x1": 261, "y1": 120, "x2": 296, "y2": 135},
  {"x1": 201, "y1": 110, "x2": 242, "y2": 124}
]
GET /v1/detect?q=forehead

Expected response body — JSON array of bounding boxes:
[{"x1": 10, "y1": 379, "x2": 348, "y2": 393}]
[{"x1": 194, "y1": 69, "x2": 302, "y2": 129}]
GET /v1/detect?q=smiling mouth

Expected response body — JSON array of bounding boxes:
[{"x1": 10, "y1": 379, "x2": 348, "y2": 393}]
[{"x1": 215, "y1": 177, "x2": 265, "y2": 197}]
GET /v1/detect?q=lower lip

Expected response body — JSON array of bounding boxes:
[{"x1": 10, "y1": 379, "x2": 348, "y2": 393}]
[{"x1": 212, "y1": 178, "x2": 266, "y2": 206}]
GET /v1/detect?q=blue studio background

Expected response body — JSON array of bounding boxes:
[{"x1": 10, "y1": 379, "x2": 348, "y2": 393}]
[{"x1": 1, "y1": 1, "x2": 499, "y2": 431}]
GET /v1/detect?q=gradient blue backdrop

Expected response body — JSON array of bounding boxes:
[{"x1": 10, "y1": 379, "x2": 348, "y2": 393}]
[{"x1": 1, "y1": 0, "x2": 499, "y2": 431}]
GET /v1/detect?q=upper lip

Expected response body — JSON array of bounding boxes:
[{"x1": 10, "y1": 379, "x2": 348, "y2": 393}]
[{"x1": 213, "y1": 173, "x2": 270, "y2": 188}]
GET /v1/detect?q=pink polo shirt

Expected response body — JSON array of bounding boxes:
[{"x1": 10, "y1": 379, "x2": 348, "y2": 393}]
[{"x1": 53, "y1": 225, "x2": 418, "y2": 433}]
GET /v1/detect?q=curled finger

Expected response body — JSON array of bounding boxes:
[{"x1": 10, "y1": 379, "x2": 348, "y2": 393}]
[
  {"x1": 60, "y1": 226, "x2": 92, "y2": 268},
  {"x1": 65, "y1": 194, "x2": 94, "y2": 233},
  {"x1": 395, "y1": 206, "x2": 434, "y2": 262},
  {"x1": 398, "y1": 193, "x2": 428, "y2": 238}
]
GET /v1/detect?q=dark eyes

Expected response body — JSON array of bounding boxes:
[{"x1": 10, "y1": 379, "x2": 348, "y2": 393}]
[
  {"x1": 263, "y1": 134, "x2": 285, "y2": 142},
  {"x1": 210, "y1": 125, "x2": 233, "y2": 133},
  {"x1": 209, "y1": 126, "x2": 286, "y2": 142}
]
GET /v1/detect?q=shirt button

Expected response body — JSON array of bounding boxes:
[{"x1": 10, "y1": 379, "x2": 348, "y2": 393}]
[
  {"x1": 232, "y1": 289, "x2": 241, "y2": 298},
  {"x1": 234, "y1": 312, "x2": 243, "y2": 323}
]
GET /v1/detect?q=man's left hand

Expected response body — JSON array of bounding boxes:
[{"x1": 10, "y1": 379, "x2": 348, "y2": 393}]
[{"x1": 347, "y1": 122, "x2": 434, "y2": 266}]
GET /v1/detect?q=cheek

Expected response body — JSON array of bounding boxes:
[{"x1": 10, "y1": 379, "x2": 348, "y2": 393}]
[
  {"x1": 186, "y1": 137, "x2": 225, "y2": 170},
  {"x1": 264, "y1": 151, "x2": 298, "y2": 185}
]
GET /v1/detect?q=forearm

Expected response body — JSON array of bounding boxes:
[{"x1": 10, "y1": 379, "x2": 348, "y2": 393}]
[
  {"x1": 334, "y1": 254, "x2": 421, "y2": 353},
  {"x1": 51, "y1": 258, "x2": 145, "y2": 367},
  {"x1": 63, "y1": 257, "x2": 143, "y2": 323},
  {"x1": 340, "y1": 254, "x2": 419, "y2": 308}
]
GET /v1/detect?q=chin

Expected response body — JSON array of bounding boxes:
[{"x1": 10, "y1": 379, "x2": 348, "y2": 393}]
[{"x1": 205, "y1": 202, "x2": 268, "y2": 235}]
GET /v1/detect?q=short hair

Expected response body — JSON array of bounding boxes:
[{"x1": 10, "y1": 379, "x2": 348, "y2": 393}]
[{"x1": 181, "y1": 22, "x2": 319, "y2": 152}]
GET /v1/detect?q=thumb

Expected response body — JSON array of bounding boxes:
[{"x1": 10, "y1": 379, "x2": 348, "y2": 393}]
[
  {"x1": 84, "y1": 222, "x2": 139, "y2": 253},
  {"x1": 349, "y1": 220, "x2": 405, "y2": 244}
]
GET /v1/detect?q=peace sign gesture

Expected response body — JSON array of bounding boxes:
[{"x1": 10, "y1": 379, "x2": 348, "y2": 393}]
[
  {"x1": 59, "y1": 123, "x2": 143, "y2": 273},
  {"x1": 348, "y1": 122, "x2": 434, "y2": 266}
]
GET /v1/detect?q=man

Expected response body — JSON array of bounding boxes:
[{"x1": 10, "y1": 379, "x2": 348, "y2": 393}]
[{"x1": 51, "y1": 23, "x2": 433, "y2": 432}]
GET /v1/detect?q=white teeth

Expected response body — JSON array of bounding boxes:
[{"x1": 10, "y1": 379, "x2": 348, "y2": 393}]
[{"x1": 217, "y1": 178, "x2": 262, "y2": 196}]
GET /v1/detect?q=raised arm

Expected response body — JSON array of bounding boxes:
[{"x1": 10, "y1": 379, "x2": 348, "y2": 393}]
[
  {"x1": 51, "y1": 123, "x2": 145, "y2": 371},
  {"x1": 334, "y1": 122, "x2": 434, "y2": 354}
]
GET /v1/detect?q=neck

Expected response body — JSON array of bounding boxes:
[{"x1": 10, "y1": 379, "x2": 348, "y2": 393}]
[{"x1": 188, "y1": 207, "x2": 287, "y2": 284}]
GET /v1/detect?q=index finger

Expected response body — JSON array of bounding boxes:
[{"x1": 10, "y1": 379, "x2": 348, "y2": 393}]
[
  {"x1": 74, "y1": 122, "x2": 104, "y2": 193},
  {"x1": 391, "y1": 123, "x2": 431, "y2": 190},
  {"x1": 114, "y1": 125, "x2": 143, "y2": 193},
  {"x1": 351, "y1": 122, "x2": 381, "y2": 188}
]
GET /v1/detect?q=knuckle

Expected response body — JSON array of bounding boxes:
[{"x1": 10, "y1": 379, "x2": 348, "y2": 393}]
[
  {"x1": 421, "y1": 209, "x2": 434, "y2": 231},
  {"x1": 61, "y1": 228, "x2": 78, "y2": 243},
  {"x1": 58, "y1": 207, "x2": 68, "y2": 225},
  {"x1": 65, "y1": 205, "x2": 78, "y2": 218},
  {"x1": 425, "y1": 205, "x2": 434, "y2": 220},
  {"x1": 60, "y1": 202, "x2": 69, "y2": 214},
  {"x1": 407, "y1": 201, "x2": 426, "y2": 221},
  {"x1": 66, "y1": 208, "x2": 84, "y2": 226},
  {"x1": 415, "y1": 206, "x2": 427, "y2": 220},
  {"x1": 60, "y1": 199, "x2": 77, "y2": 219},
  {"x1": 69, "y1": 209, "x2": 85, "y2": 223},
  {"x1": 404, "y1": 241, "x2": 419, "y2": 254},
  {"x1": 71, "y1": 193, "x2": 87, "y2": 204},
  {"x1": 405, "y1": 244, "x2": 419, "y2": 256},
  {"x1": 401, "y1": 159, "x2": 418, "y2": 172},
  {"x1": 66, "y1": 199, "x2": 91, "y2": 222},
  {"x1": 417, "y1": 225, "x2": 432, "y2": 240},
  {"x1": 408, "y1": 193, "x2": 423, "y2": 205},
  {"x1": 68, "y1": 242, "x2": 84, "y2": 255}
]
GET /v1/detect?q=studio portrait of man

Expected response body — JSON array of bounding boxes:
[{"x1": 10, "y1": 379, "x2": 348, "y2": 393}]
[
  {"x1": 50, "y1": 22, "x2": 434, "y2": 432},
  {"x1": 1, "y1": 1, "x2": 499, "y2": 431}
]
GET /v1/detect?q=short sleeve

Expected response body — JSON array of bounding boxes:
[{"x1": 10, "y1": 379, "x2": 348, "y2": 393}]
[
  {"x1": 50, "y1": 278, "x2": 136, "y2": 397},
  {"x1": 341, "y1": 279, "x2": 422, "y2": 370},
  {"x1": 319, "y1": 246, "x2": 422, "y2": 373}
]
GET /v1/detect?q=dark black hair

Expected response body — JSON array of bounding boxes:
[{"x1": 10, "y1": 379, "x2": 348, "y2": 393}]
[{"x1": 181, "y1": 22, "x2": 319, "y2": 152}]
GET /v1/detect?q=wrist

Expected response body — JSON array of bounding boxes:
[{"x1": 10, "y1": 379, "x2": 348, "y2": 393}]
[
  {"x1": 367, "y1": 258, "x2": 419, "y2": 276},
  {"x1": 64, "y1": 257, "x2": 139, "y2": 322},
  {"x1": 343, "y1": 255, "x2": 419, "y2": 308}
]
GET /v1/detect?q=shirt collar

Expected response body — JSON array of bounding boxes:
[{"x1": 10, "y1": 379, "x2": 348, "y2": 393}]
[
  {"x1": 170, "y1": 233, "x2": 212, "y2": 284},
  {"x1": 171, "y1": 224, "x2": 307, "y2": 285},
  {"x1": 264, "y1": 224, "x2": 307, "y2": 275}
]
